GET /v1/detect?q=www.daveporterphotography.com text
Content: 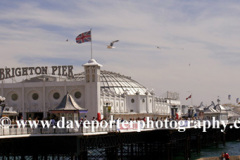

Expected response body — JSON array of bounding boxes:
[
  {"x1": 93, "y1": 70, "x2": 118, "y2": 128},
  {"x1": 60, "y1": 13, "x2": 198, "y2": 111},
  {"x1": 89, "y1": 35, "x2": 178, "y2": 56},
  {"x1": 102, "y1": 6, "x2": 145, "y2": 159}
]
[{"x1": 1, "y1": 116, "x2": 239, "y2": 133}]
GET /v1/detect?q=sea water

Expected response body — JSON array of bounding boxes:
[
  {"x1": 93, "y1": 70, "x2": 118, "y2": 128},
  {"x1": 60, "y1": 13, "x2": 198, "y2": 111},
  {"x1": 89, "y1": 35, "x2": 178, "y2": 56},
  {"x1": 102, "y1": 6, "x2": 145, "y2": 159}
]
[{"x1": 191, "y1": 141, "x2": 240, "y2": 159}]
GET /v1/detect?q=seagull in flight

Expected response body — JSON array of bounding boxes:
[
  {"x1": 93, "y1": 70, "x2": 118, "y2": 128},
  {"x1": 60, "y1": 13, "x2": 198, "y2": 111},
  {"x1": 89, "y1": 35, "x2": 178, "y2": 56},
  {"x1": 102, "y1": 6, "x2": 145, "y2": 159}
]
[{"x1": 107, "y1": 40, "x2": 119, "y2": 49}]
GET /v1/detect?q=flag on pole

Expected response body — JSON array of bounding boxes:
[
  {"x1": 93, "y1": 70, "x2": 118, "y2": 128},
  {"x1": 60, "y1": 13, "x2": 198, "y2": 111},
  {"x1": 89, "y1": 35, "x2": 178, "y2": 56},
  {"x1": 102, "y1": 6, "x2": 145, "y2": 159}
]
[
  {"x1": 76, "y1": 30, "x2": 91, "y2": 44},
  {"x1": 186, "y1": 95, "x2": 191, "y2": 100}
]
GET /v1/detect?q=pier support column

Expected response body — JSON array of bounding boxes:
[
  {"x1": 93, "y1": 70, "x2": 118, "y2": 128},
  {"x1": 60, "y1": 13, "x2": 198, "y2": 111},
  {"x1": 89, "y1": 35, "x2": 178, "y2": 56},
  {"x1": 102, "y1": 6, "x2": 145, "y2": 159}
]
[
  {"x1": 106, "y1": 147, "x2": 118, "y2": 160},
  {"x1": 167, "y1": 142, "x2": 172, "y2": 160},
  {"x1": 196, "y1": 134, "x2": 201, "y2": 154},
  {"x1": 188, "y1": 136, "x2": 191, "y2": 159},
  {"x1": 222, "y1": 132, "x2": 226, "y2": 147},
  {"x1": 184, "y1": 136, "x2": 191, "y2": 160},
  {"x1": 76, "y1": 137, "x2": 88, "y2": 160},
  {"x1": 71, "y1": 154, "x2": 75, "y2": 160},
  {"x1": 120, "y1": 143, "x2": 123, "y2": 160},
  {"x1": 215, "y1": 131, "x2": 219, "y2": 148},
  {"x1": 131, "y1": 144, "x2": 134, "y2": 159},
  {"x1": 33, "y1": 154, "x2": 38, "y2": 160},
  {"x1": 21, "y1": 155, "x2": 24, "y2": 160},
  {"x1": 145, "y1": 142, "x2": 148, "y2": 157},
  {"x1": 77, "y1": 151, "x2": 87, "y2": 160}
]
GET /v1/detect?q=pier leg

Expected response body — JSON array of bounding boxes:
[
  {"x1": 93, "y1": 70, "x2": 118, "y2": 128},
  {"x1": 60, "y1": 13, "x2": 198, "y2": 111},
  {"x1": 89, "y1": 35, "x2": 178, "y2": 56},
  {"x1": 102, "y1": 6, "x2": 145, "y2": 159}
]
[
  {"x1": 222, "y1": 132, "x2": 226, "y2": 147},
  {"x1": 120, "y1": 143, "x2": 123, "y2": 160},
  {"x1": 188, "y1": 136, "x2": 191, "y2": 159},
  {"x1": 78, "y1": 151, "x2": 87, "y2": 160},
  {"x1": 184, "y1": 136, "x2": 190, "y2": 160},
  {"x1": 76, "y1": 137, "x2": 88, "y2": 160},
  {"x1": 145, "y1": 142, "x2": 148, "y2": 158},
  {"x1": 215, "y1": 131, "x2": 219, "y2": 148},
  {"x1": 196, "y1": 135, "x2": 201, "y2": 154},
  {"x1": 131, "y1": 144, "x2": 134, "y2": 159},
  {"x1": 106, "y1": 147, "x2": 118, "y2": 160},
  {"x1": 139, "y1": 143, "x2": 144, "y2": 157},
  {"x1": 167, "y1": 142, "x2": 172, "y2": 160},
  {"x1": 71, "y1": 154, "x2": 75, "y2": 160},
  {"x1": 33, "y1": 153, "x2": 38, "y2": 160}
]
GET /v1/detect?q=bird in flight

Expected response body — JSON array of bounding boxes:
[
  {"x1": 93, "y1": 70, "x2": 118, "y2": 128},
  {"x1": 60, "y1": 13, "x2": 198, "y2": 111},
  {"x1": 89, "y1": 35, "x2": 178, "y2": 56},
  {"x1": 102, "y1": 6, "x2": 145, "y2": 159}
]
[
  {"x1": 107, "y1": 40, "x2": 119, "y2": 49},
  {"x1": 156, "y1": 46, "x2": 161, "y2": 49},
  {"x1": 66, "y1": 39, "x2": 68, "y2": 42}
]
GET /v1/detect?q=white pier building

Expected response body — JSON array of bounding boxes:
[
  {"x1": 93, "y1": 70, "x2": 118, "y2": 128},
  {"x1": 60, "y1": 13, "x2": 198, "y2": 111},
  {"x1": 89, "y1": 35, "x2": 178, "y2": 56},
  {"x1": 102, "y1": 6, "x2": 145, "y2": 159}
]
[{"x1": 0, "y1": 59, "x2": 181, "y2": 120}]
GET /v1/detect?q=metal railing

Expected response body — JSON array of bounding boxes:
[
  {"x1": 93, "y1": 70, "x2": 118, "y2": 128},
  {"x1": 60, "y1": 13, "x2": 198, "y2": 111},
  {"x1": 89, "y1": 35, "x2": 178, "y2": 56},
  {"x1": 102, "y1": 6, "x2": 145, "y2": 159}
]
[
  {"x1": 0, "y1": 122, "x2": 182, "y2": 137},
  {"x1": 0, "y1": 120, "x2": 235, "y2": 137},
  {"x1": 0, "y1": 124, "x2": 118, "y2": 137}
]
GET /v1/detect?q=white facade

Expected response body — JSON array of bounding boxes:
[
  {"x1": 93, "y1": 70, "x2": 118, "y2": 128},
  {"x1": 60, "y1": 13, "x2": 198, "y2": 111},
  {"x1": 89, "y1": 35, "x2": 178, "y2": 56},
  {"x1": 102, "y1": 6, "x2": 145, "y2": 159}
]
[{"x1": 0, "y1": 59, "x2": 181, "y2": 120}]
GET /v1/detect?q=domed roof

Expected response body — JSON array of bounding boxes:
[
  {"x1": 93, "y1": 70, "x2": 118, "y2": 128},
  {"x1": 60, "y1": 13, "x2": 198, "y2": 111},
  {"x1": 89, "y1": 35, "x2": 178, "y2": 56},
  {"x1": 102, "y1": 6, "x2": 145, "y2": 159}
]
[
  {"x1": 82, "y1": 59, "x2": 103, "y2": 67},
  {"x1": 74, "y1": 70, "x2": 147, "y2": 95}
]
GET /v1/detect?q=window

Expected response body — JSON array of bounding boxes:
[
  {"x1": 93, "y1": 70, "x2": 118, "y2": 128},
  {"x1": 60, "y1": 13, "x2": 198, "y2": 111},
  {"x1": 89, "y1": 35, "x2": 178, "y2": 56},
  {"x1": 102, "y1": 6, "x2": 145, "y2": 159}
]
[
  {"x1": 86, "y1": 75, "x2": 90, "y2": 82},
  {"x1": 131, "y1": 99, "x2": 135, "y2": 103},
  {"x1": 32, "y1": 93, "x2": 39, "y2": 100},
  {"x1": 53, "y1": 92, "x2": 60, "y2": 100},
  {"x1": 142, "y1": 99, "x2": 145, "y2": 103},
  {"x1": 11, "y1": 93, "x2": 18, "y2": 101},
  {"x1": 75, "y1": 91, "x2": 81, "y2": 99}
]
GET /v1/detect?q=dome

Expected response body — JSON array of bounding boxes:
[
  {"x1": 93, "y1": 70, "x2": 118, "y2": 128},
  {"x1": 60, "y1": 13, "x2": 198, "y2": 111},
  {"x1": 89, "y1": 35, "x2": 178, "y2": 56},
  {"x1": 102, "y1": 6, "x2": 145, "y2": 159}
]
[
  {"x1": 74, "y1": 70, "x2": 147, "y2": 95},
  {"x1": 82, "y1": 59, "x2": 103, "y2": 67}
]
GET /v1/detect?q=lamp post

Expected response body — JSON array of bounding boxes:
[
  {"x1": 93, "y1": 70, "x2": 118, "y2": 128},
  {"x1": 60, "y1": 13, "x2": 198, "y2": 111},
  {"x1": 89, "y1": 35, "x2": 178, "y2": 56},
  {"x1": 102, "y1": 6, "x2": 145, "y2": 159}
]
[
  {"x1": 188, "y1": 106, "x2": 194, "y2": 118},
  {"x1": 171, "y1": 105, "x2": 177, "y2": 119},
  {"x1": 217, "y1": 96, "x2": 220, "y2": 105},
  {"x1": 0, "y1": 96, "x2": 6, "y2": 118},
  {"x1": 217, "y1": 96, "x2": 221, "y2": 113}
]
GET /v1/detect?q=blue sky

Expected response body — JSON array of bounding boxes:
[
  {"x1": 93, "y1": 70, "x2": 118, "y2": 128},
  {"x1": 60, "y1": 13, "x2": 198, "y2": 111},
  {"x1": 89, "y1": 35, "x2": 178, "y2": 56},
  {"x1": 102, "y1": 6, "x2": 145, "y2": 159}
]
[{"x1": 0, "y1": 0, "x2": 240, "y2": 105}]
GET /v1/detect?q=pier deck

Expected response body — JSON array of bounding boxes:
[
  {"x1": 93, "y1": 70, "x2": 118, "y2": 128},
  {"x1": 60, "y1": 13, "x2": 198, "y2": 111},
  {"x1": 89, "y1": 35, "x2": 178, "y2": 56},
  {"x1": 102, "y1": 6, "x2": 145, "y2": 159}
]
[{"x1": 0, "y1": 121, "x2": 239, "y2": 160}]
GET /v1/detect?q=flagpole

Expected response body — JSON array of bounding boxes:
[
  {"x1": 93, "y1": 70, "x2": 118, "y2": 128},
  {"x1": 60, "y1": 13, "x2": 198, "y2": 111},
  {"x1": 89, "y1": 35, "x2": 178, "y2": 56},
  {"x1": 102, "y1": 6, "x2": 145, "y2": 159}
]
[
  {"x1": 90, "y1": 28, "x2": 93, "y2": 59},
  {"x1": 191, "y1": 93, "x2": 193, "y2": 106}
]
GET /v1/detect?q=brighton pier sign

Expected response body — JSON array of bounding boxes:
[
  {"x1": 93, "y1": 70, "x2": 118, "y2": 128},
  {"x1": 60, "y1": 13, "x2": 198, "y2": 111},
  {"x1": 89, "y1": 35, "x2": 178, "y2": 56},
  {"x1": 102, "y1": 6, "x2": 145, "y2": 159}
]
[{"x1": 0, "y1": 65, "x2": 74, "y2": 80}]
